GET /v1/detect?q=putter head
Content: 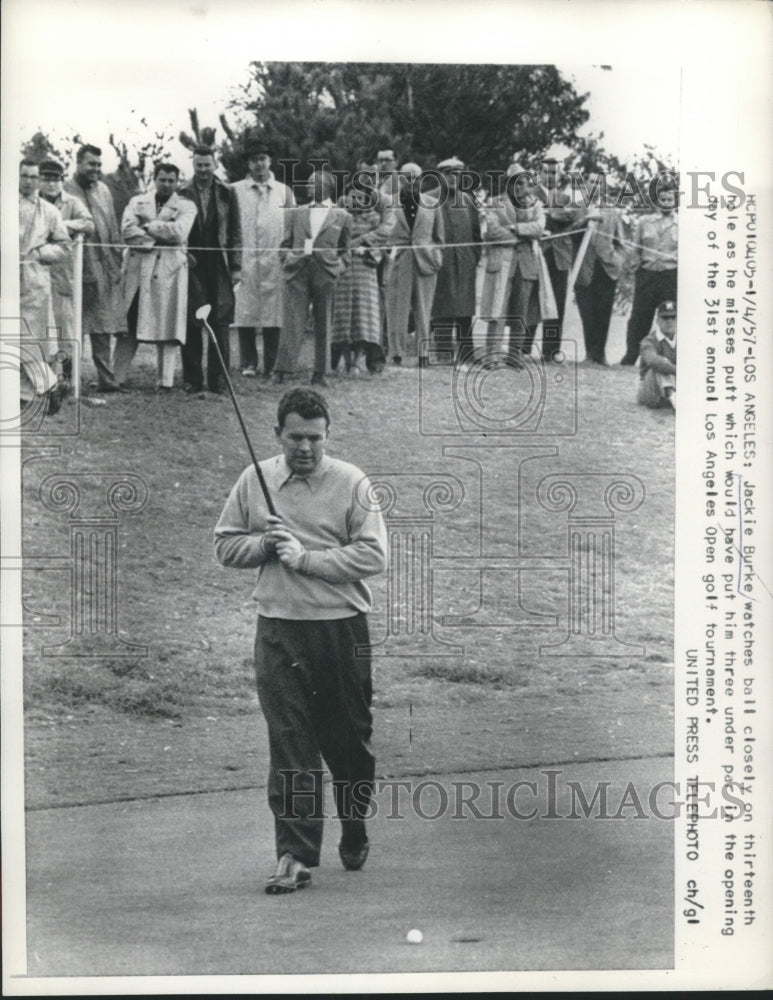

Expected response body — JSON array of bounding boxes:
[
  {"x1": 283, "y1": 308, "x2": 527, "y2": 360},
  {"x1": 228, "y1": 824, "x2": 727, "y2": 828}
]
[{"x1": 195, "y1": 304, "x2": 212, "y2": 323}]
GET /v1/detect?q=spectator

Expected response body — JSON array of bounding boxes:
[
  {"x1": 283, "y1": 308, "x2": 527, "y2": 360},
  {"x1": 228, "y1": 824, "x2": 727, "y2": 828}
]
[
  {"x1": 574, "y1": 179, "x2": 626, "y2": 366},
  {"x1": 536, "y1": 153, "x2": 583, "y2": 362},
  {"x1": 64, "y1": 144, "x2": 128, "y2": 392},
  {"x1": 119, "y1": 163, "x2": 197, "y2": 391},
  {"x1": 332, "y1": 178, "x2": 395, "y2": 374},
  {"x1": 18, "y1": 159, "x2": 70, "y2": 413},
  {"x1": 178, "y1": 145, "x2": 242, "y2": 394},
  {"x1": 637, "y1": 300, "x2": 677, "y2": 409},
  {"x1": 620, "y1": 184, "x2": 678, "y2": 365},
  {"x1": 232, "y1": 141, "x2": 295, "y2": 380},
  {"x1": 38, "y1": 158, "x2": 95, "y2": 384},
  {"x1": 482, "y1": 163, "x2": 545, "y2": 364},
  {"x1": 375, "y1": 147, "x2": 399, "y2": 204},
  {"x1": 274, "y1": 169, "x2": 351, "y2": 387},
  {"x1": 383, "y1": 163, "x2": 445, "y2": 367},
  {"x1": 430, "y1": 156, "x2": 481, "y2": 367}
]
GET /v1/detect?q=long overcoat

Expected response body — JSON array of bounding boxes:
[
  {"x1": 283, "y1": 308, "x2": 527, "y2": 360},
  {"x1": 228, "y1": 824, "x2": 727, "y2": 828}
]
[
  {"x1": 121, "y1": 191, "x2": 198, "y2": 343},
  {"x1": 19, "y1": 195, "x2": 70, "y2": 340},
  {"x1": 431, "y1": 190, "x2": 481, "y2": 318},
  {"x1": 231, "y1": 173, "x2": 294, "y2": 328},
  {"x1": 63, "y1": 177, "x2": 126, "y2": 333}
]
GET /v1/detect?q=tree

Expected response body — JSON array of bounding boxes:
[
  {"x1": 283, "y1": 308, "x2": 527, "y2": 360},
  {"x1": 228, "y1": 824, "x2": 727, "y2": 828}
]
[
  {"x1": 21, "y1": 130, "x2": 80, "y2": 168},
  {"x1": 103, "y1": 126, "x2": 176, "y2": 222},
  {"x1": 21, "y1": 115, "x2": 178, "y2": 221},
  {"x1": 228, "y1": 62, "x2": 591, "y2": 186}
]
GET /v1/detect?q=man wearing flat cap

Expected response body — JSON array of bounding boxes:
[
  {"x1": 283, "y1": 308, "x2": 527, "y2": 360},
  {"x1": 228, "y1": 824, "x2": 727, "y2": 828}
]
[
  {"x1": 637, "y1": 300, "x2": 677, "y2": 409},
  {"x1": 430, "y1": 156, "x2": 481, "y2": 367},
  {"x1": 39, "y1": 159, "x2": 95, "y2": 383},
  {"x1": 232, "y1": 142, "x2": 295, "y2": 380}
]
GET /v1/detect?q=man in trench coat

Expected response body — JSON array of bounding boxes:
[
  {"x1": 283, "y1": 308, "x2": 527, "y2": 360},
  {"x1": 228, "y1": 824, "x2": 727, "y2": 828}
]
[
  {"x1": 118, "y1": 163, "x2": 197, "y2": 389},
  {"x1": 64, "y1": 144, "x2": 129, "y2": 392},
  {"x1": 38, "y1": 158, "x2": 95, "y2": 383},
  {"x1": 383, "y1": 163, "x2": 445, "y2": 366},
  {"x1": 18, "y1": 158, "x2": 71, "y2": 412},
  {"x1": 232, "y1": 142, "x2": 295, "y2": 379},
  {"x1": 430, "y1": 157, "x2": 482, "y2": 367}
]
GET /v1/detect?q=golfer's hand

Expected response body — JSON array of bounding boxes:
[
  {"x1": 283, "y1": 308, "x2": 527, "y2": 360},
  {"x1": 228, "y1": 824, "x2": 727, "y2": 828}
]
[
  {"x1": 262, "y1": 515, "x2": 284, "y2": 555},
  {"x1": 273, "y1": 530, "x2": 306, "y2": 570}
]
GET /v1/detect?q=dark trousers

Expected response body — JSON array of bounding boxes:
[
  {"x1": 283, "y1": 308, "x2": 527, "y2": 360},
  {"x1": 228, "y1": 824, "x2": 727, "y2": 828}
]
[
  {"x1": 505, "y1": 270, "x2": 541, "y2": 358},
  {"x1": 575, "y1": 260, "x2": 617, "y2": 363},
  {"x1": 623, "y1": 267, "x2": 677, "y2": 362},
  {"x1": 255, "y1": 614, "x2": 375, "y2": 867},
  {"x1": 90, "y1": 334, "x2": 119, "y2": 390},
  {"x1": 542, "y1": 252, "x2": 568, "y2": 360},
  {"x1": 431, "y1": 315, "x2": 473, "y2": 363},
  {"x1": 181, "y1": 322, "x2": 230, "y2": 391},
  {"x1": 238, "y1": 326, "x2": 280, "y2": 375}
]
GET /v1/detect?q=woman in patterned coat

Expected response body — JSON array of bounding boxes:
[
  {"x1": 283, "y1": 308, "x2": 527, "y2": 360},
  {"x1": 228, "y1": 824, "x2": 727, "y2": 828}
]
[{"x1": 332, "y1": 181, "x2": 394, "y2": 374}]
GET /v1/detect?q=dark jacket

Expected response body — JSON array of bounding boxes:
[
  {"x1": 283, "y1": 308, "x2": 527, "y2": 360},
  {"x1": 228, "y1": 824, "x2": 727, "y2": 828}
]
[
  {"x1": 639, "y1": 330, "x2": 676, "y2": 377},
  {"x1": 178, "y1": 176, "x2": 241, "y2": 325},
  {"x1": 432, "y1": 190, "x2": 481, "y2": 317}
]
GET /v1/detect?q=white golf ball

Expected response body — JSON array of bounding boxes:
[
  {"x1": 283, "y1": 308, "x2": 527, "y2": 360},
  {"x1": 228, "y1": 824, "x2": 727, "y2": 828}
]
[{"x1": 406, "y1": 928, "x2": 423, "y2": 944}]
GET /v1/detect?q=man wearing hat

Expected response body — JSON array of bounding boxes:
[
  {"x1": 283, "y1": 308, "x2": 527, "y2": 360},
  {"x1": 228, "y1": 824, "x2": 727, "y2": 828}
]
[
  {"x1": 39, "y1": 159, "x2": 95, "y2": 382},
  {"x1": 621, "y1": 184, "x2": 678, "y2": 365},
  {"x1": 232, "y1": 142, "x2": 295, "y2": 380},
  {"x1": 637, "y1": 300, "x2": 676, "y2": 409},
  {"x1": 430, "y1": 156, "x2": 481, "y2": 366}
]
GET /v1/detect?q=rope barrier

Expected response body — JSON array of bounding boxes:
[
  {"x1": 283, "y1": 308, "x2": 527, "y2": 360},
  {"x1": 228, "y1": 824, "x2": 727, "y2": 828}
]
[{"x1": 68, "y1": 229, "x2": 677, "y2": 261}]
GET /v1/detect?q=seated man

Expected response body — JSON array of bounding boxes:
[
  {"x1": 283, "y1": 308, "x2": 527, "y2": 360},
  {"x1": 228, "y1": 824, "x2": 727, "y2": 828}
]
[{"x1": 637, "y1": 300, "x2": 676, "y2": 409}]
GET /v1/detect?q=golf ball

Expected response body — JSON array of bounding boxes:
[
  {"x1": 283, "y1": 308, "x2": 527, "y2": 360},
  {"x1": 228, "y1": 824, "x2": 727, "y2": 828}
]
[{"x1": 406, "y1": 929, "x2": 423, "y2": 944}]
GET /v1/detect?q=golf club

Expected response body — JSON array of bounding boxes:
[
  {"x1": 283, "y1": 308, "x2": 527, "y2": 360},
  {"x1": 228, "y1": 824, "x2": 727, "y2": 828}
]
[{"x1": 195, "y1": 304, "x2": 278, "y2": 517}]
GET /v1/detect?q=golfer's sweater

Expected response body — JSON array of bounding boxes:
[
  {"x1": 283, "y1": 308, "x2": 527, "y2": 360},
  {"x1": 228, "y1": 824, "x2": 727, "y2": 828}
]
[{"x1": 214, "y1": 454, "x2": 387, "y2": 620}]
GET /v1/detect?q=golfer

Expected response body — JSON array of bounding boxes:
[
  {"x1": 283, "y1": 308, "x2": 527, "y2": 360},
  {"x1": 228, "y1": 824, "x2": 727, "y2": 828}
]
[{"x1": 214, "y1": 387, "x2": 387, "y2": 894}]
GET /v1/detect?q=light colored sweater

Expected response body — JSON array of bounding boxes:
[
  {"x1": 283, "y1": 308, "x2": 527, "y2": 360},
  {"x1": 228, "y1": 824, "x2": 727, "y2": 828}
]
[{"x1": 214, "y1": 454, "x2": 387, "y2": 620}]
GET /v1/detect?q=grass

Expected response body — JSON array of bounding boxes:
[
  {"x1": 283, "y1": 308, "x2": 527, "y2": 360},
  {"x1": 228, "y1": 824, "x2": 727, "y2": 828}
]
[{"x1": 21, "y1": 309, "x2": 674, "y2": 721}]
